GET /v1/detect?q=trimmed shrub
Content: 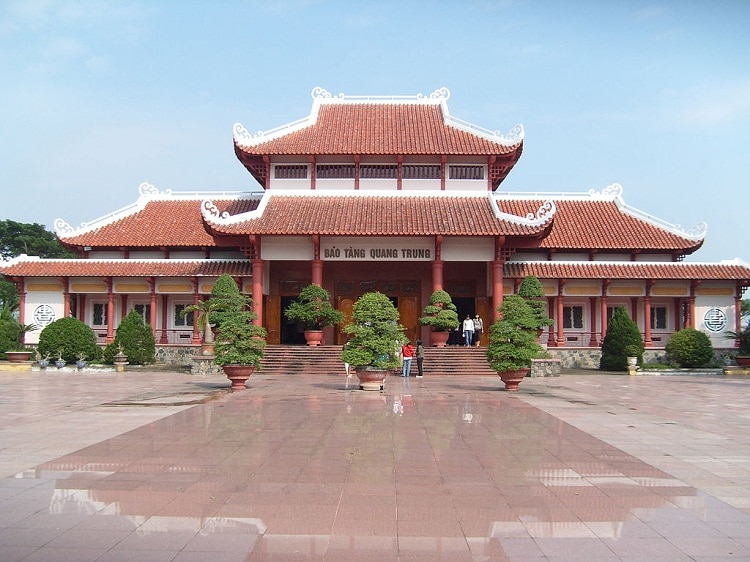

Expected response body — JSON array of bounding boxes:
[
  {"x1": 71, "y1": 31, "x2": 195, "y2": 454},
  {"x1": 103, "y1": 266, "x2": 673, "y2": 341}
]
[
  {"x1": 486, "y1": 295, "x2": 543, "y2": 373},
  {"x1": 0, "y1": 318, "x2": 19, "y2": 357},
  {"x1": 110, "y1": 311, "x2": 156, "y2": 365},
  {"x1": 419, "y1": 289, "x2": 459, "y2": 332},
  {"x1": 517, "y1": 275, "x2": 553, "y2": 332},
  {"x1": 666, "y1": 328, "x2": 714, "y2": 368},
  {"x1": 600, "y1": 306, "x2": 643, "y2": 371},
  {"x1": 38, "y1": 317, "x2": 102, "y2": 364}
]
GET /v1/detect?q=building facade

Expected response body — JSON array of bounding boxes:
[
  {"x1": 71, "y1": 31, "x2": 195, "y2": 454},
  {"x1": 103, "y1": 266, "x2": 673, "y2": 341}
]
[{"x1": 2, "y1": 87, "x2": 748, "y2": 362}]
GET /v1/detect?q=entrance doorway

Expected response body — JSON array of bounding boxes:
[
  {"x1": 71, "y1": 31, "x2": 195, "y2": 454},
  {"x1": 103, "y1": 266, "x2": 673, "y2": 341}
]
[{"x1": 280, "y1": 296, "x2": 306, "y2": 345}]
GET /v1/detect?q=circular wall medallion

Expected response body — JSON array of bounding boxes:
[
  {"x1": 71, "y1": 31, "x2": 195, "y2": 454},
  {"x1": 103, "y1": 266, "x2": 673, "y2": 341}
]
[
  {"x1": 33, "y1": 304, "x2": 56, "y2": 327},
  {"x1": 703, "y1": 308, "x2": 727, "y2": 332}
]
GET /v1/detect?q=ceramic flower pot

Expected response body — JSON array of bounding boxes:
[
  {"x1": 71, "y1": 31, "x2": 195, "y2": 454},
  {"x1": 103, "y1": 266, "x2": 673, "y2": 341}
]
[
  {"x1": 498, "y1": 368, "x2": 530, "y2": 391},
  {"x1": 222, "y1": 364, "x2": 255, "y2": 391},
  {"x1": 354, "y1": 366, "x2": 389, "y2": 391}
]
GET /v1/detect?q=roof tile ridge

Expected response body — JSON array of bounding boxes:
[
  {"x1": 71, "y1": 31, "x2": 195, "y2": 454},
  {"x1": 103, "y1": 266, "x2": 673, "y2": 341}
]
[
  {"x1": 55, "y1": 182, "x2": 260, "y2": 238},
  {"x1": 202, "y1": 190, "x2": 272, "y2": 224},
  {"x1": 501, "y1": 183, "x2": 708, "y2": 241},
  {"x1": 490, "y1": 194, "x2": 556, "y2": 227}
]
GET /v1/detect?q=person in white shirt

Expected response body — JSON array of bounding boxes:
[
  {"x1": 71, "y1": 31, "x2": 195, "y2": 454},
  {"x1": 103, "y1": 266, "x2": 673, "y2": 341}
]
[{"x1": 462, "y1": 315, "x2": 475, "y2": 347}]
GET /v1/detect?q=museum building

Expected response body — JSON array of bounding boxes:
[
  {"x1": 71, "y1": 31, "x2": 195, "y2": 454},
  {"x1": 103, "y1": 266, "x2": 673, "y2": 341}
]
[{"x1": 2, "y1": 87, "x2": 749, "y2": 363}]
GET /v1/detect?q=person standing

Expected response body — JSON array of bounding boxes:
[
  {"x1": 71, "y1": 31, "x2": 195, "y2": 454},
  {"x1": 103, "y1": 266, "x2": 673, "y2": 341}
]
[
  {"x1": 401, "y1": 341, "x2": 415, "y2": 377},
  {"x1": 462, "y1": 315, "x2": 475, "y2": 347},
  {"x1": 415, "y1": 339, "x2": 425, "y2": 378},
  {"x1": 473, "y1": 314, "x2": 484, "y2": 347}
]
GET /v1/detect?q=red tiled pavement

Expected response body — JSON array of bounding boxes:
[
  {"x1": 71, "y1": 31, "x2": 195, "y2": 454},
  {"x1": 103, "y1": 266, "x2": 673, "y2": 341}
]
[{"x1": 2, "y1": 368, "x2": 750, "y2": 560}]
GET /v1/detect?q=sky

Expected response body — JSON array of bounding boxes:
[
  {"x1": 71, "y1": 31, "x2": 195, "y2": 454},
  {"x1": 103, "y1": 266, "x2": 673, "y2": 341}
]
[{"x1": 1, "y1": 0, "x2": 748, "y2": 264}]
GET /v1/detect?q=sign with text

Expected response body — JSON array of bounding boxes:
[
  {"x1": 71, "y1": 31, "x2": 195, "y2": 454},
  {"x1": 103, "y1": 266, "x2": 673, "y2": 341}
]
[{"x1": 320, "y1": 239, "x2": 433, "y2": 261}]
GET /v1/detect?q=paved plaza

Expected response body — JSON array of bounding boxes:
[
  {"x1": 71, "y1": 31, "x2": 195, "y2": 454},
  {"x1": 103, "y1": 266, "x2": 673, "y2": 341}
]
[{"x1": 2, "y1": 367, "x2": 750, "y2": 561}]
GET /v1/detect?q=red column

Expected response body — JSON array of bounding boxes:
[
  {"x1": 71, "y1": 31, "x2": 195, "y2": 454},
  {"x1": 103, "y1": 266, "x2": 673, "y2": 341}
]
[
  {"x1": 588, "y1": 297, "x2": 597, "y2": 346},
  {"x1": 547, "y1": 297, "x2": 555, "y2": 344},
  {"x1": 252, "y1": 259, "x2": 264, "y2": 326},
  {"x1": 191, "y1": 278, "x2": 201, "y2": 344},
  {"x1": 61, "y1": 278, "x2": 70, "y2": 318},
  {"x1": 554, "y1": 280, "x2": 566, "y2": 347},
  {"x1": 148, "y1": 277, "x2": 157, "y2": 337},
  {"x1": 600, "y1": 289, "x2": 609, "y2": 346},
  {"x1": 105, "y1": 277, "x2": 115, "y2": 344},
  {"x1": 491, "y1": 261, "x2": 503, "y2": 323},
  {"x1": 644, "y1": 281, "x2": 654, "y2": 347},
  {"x1": 121, "y1": 294, "x2": 128, "y2": 321},
  {"x1": 160, "y1": 295, "x2": 169, "y2": 344},
  {"x1": 311, "y1": 260, "x2": 323, "y2": 286},
  {"x1": 688, "y1": 281, "x2": 699, "y2": 329},
  {"x1": 432, "y1": 260, "x2": 444, "y2": 293}
]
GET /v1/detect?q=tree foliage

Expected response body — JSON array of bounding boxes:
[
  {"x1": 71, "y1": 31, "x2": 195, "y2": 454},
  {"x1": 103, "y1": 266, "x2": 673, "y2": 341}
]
[
  {"x1": 0, "y1": 220, "x2": 75, "y2": 261},
  {"x1": 38, "y1": 317, "x2": 102, "y2": 364},
  {"x1": 284, "y1": 284, "x2": 344, "y2": 329},
  {"x1": 599, "y1": 306, "x2": 643, "y2": 371},
  {"x1": 207, "y1": 274, "x2": 266, "y2": 367},
  {"x1": 341, "y1": 292, "x2": 407, "y2": 369},
  {"x1": 666, "y1": 328, "x2": 714, "y2": 368},
  {"x1": 486, "y1": 295, "x2": 544, "y2": 373},
  {"x1": 517, "y1": 275, "x2": 553, "y2": 331},
  {"x1": 419, "y1": 289, "x2": 459, "y2": 332},
  {"x1": 110, "y1": 311, "x2": 156, "y2": 365}
]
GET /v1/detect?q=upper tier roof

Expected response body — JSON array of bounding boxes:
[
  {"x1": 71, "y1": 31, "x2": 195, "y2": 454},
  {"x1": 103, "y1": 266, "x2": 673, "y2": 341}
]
[{"x1": 233, "y1": 87, "x2": 524, "y2": 188}]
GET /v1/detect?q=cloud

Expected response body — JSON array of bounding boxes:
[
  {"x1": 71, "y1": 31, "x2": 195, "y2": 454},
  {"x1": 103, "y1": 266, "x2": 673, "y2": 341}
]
[{"x1": 670, "y1": 79, "x2": 750, "y2": 126}]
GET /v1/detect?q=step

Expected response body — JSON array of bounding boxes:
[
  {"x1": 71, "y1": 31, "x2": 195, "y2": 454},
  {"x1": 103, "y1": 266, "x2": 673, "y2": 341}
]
[{"x1": 259, "y1": 345, "x2": 496, "y2": 376}]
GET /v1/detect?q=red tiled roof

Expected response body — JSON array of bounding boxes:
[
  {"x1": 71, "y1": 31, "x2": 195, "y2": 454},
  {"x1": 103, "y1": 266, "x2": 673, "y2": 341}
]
[
  {"x1": 499, "y1": 199, "x2": 702, "y2": 253},
  {"x1": 0, "y1": 258, "x2": 254, "y2": 278},
  {"x1": 3, "y1": 258, "x2": 747, "y2": 285},
  {"x1": 505, "y1": 261, "x2": 750, "y2": 282},
  {"x1": 58, "y1": 198, "x2": 260, "y2": 248},
  {"x1": 236, "y1": 104, "x2": 522, "y2": 156},
  {"x1": 205, "y1": 194, "x2": 551, "y2": 237}
]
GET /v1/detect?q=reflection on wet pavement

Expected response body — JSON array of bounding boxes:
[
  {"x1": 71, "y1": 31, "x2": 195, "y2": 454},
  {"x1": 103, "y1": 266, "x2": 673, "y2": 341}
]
[{"x1": 2, "y1": 372, "x2": 750, "y2": 560}]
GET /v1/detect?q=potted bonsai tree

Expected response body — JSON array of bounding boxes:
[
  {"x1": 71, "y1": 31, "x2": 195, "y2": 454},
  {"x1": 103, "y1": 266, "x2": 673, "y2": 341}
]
[
  {"x1": 0, "y1": 302, "x2": 38, "y2": 362},
  {"x1": 341, "y1": 291, "x2": 407, "y2": 390},
  {"x1": 600, "y1": 306, "x2": 643, "y2": 371},
  {"x1": 284, "y1": 284, "x2": 344, "y2": 346},
  {"x1": 517, "y1": 275, "x2": 553, "y2": 339},
  {"x1": 726, "y1": 325, "x2": 750, "y2": 366},
  {"x1": 180, "y1": 297, "x2": 223, "y2": 355},
  {"x1": 419, "y1": 289, "x2": 459, "y2": 347},
  {"x1": 486, "y1": 295, "x2": 544, "y2": 391},
  {"x1": 210, "y1": 274, "x2": 267, "y2": 391}
]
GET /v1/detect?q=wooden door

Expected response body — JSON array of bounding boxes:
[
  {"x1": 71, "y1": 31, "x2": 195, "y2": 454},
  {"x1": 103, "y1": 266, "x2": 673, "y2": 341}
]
[
  {"x1": 336, "y1": 296, "x2": 355, "y2": 345},
  {"x1": 399, "y1": 296, "x2": 419, "y2": 343},
  {"x1": 475, "y1": 297, "x2": 491, "y2": 347},
  {"x1": 265, "y1": 295, "x2": 281, "y2": 344}
]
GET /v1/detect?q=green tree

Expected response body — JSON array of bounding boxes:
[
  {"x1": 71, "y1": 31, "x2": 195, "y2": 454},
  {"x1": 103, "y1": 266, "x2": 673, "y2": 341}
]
[
  {"x1": 517, "y1": 275, "x2": 553, "y2": 332},
  {"x1": 600, "y1": 306, "x2": 643, "y2": 371},
  {"x1": 0, "y1": 220, "x2": 75, "y2": 260},
  {"x1": 341, "y1": 292, "x2": 407, "y2": 369},
  {"x1": 666, "y1": 328, "x2": 714, "y2": 368}
]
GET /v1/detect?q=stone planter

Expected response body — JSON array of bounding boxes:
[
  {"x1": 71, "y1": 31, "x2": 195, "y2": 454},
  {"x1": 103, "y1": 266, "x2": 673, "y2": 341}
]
[
  {"x1": 303, "y1": 330, "x2": 324, "y2": 346},
  {"x1": 498, "y1": 368, "x2": 530, "y2": 391},
  {"x1": 354, "y1": 366, "x2": 389, "y2": 391},
  {"x1": 5, "y1": 351, "x2": 32, "y2": 363},
  {"x1": 222, "y1": 364, "x2": 255, "y2": 391},
  {"x1": 430, "y1": 331, "x2": 450, "y2": 348}
]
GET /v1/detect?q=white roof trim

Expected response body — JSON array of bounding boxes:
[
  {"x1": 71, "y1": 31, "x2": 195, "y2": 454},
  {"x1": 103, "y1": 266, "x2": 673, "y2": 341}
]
[
  {"x1": 55, "y1": 182, "x2": 261, "y2": 238},
  {"x1": 233, "y1": 86, "x2": 523, "y2": 148},
  {"x1": 499, "y1": 183, "x2": 707, "y2": 241}
]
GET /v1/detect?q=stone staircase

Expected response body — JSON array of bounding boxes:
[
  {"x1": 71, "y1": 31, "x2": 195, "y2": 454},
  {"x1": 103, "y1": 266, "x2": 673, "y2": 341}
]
[{"x1": 259, "y1": 345, "x2": 496, "y2": 377}]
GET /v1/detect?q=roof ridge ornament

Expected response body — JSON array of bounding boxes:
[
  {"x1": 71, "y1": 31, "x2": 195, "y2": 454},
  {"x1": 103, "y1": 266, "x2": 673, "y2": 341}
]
[
  {"x1": 138, "y1": 182, "x2": 172, "y2": 197},
  {"x1": 201, "y1": 199, "x2": 229, "y2": 221}
]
